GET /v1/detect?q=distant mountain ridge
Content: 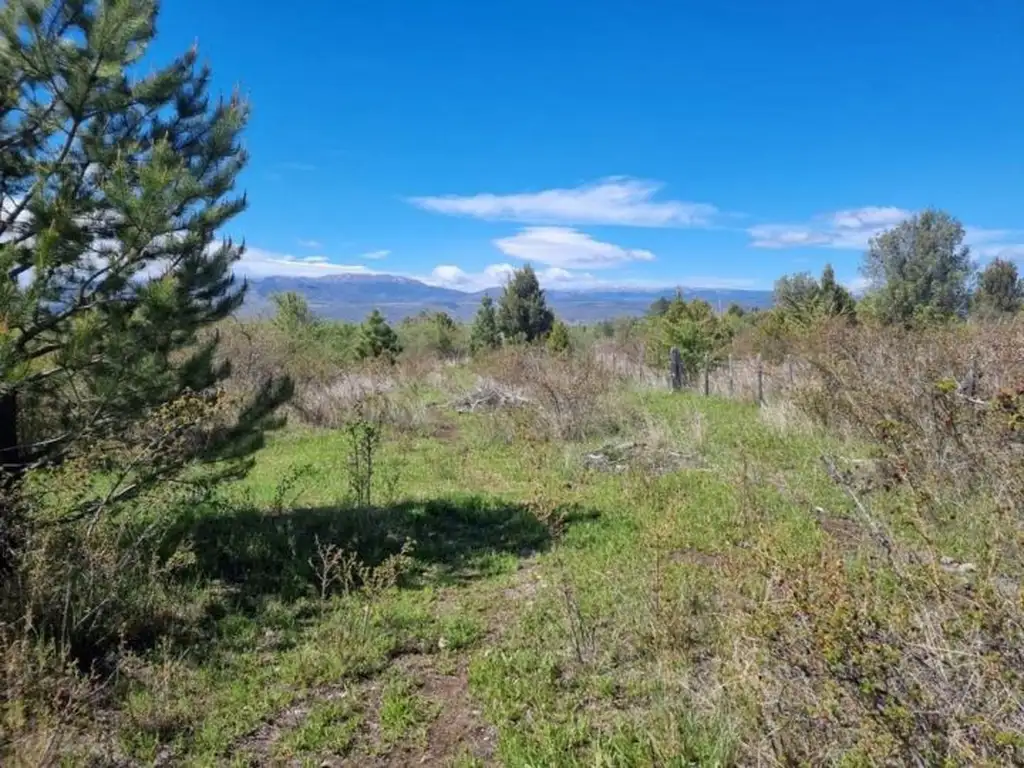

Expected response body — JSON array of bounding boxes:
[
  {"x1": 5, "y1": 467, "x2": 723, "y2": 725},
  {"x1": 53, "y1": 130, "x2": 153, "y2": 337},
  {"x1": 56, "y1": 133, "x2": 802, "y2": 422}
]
[{"x1": 242, "y1": 273, "x2": 774, "y2": 323}]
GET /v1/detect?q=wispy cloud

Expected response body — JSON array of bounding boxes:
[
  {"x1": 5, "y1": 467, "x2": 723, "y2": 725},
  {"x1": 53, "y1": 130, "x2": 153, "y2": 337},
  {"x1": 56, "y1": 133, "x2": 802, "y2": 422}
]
[
  {"x1": 421, "y1": 262, "x2": 757, "y2": 292},
  {"x1": 846, "y1": 276, "x2": 871, "y2": 295},
  {"x1": 423, "y1": 263, "x2": 608, "y2": 291},
  {"x1": 409, "y1": 177, "x2": 718, "y2": 227},
  {"x1": 972, "y1": 243, "x2": 1024, "y2": 261},
  {"x1": 749, "y1": 206, "x2": 912, "y2": 249},
  {"x1": 358, "y1": 249, "x2": 390, "y2": 260},
  {"x1": 298, "y1": 239, "x2": 323, "y2": 249},
  {"x1": 963, "y1": 227, "x2": 1024, "y2": 261},
  {"x1": 235, "y1": 247, "x2": 379, "y2": 278},
  {"x1": 750, "y1": 208, "x2": 1024, "y2": 261},
  {"x1": 494, "y1": 227, "x2": 655, "y2": 269},
  {"x1": 424, "y1": 264, "x2": 518, "y2": 291}
]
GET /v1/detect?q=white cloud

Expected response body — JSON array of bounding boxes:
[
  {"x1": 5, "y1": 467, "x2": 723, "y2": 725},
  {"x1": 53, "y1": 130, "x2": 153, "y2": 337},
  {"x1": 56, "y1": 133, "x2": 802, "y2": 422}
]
[
  {"x1": 298, "y1": 239, "x2": 323, "y2": 249},
  {"x1": 749, "y1": 206, "x2": 913, "y2": 249},
  {"x1": 423, "y1": 263, "x2": 595, "y2": 291},
  {"x1": 494, "y1": 226, "x2": 655, "y2": 269},
  {"x1": 973, "y1": 243, "x2": 1024, "y2": 261},
  {"x1": 427, "y1": 265, "x2": 474, "y2": 287},
  {"x1": 409, "y1": 177, "x2": 717, "y2": 227},
  {"x1": 963, "y1": 227, "x2": 1013, "y2": 245},
  {"x1": 749, "y1": 209, "x2": 1024, "y2": 258},
  {"x1": 420, "y1": 262, "x2": 756, "y2": 292},
  {"x1": 963, "y1": 228, "x2": 1024, "y2": 262},
  {"x1": 828, "y1": 206, "x2": 910, "y2": 231},
  {"x1": 358, "y1": 249, "x2": 390, "y2": 260},
  {"x1": 846, "y1": 276, "x2": 871, "y2": 295},
  {"x1": 235, "y1": 247, "x2": 379, "y2": 278}
]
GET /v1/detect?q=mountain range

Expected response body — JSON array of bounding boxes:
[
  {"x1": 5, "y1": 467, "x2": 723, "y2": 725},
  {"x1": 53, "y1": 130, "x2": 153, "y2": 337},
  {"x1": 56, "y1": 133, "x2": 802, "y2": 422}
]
[{"x1": 242, "y1": 273, "x2": 774, "y2": 323}]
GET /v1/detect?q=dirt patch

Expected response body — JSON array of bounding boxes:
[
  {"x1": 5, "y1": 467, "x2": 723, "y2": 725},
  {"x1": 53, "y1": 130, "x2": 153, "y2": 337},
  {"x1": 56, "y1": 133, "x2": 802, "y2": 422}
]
[
  {"x1": 666, "y1": 547, "x2": 725, "y2": 569},
  {"x1": 812, "y1": 506, "x2": 865, "y2": 546},
  {"x1": 231, "y1": 683, "x2": 352, "y2": 763},
  {"x1": 424, "y1": 416, "x2": 460, "y2": 441},
  {"x1": 232, "y1": 654, "x2": 498, "y2": 767},
  {"x1": 501, "y1": 560, "x2": 543, "y2": 604},
  {"x1": 348, "y1": 655, "x2": 497, "y2": 767},
  {"x1": 396, "y1": 655, "x2": 497, "y2": 766}
]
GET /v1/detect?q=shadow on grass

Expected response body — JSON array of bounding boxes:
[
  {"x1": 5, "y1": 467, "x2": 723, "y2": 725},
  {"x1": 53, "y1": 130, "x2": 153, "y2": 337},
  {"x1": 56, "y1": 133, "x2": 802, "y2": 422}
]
[{"x1": 172, "y1": 495, "x2": 598, "y2": 610}]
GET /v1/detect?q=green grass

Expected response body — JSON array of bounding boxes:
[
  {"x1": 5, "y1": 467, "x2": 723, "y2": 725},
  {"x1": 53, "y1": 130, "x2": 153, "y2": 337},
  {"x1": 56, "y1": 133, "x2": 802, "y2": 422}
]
[
  {"x1": 102, "y1": 391, "x2": 836, "y2": 764},
  {"x1": 16, "y1": 384, "x2": 1023, "y2": 766},
  {"x1": 274, "y1": 698, "x2": 362, "y2": 761}
]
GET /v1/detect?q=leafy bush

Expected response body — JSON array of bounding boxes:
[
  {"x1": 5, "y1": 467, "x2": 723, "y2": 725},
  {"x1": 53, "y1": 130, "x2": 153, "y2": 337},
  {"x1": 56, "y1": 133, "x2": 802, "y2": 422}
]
[
  {"x1": 546, "y1": 320, "x2": 572, "y2": 355},
  {"x1": 646, "y1": 296, "x2": 731, "y2": 380},
  {"x1": 398, "y1": 311, "x2": 466, "y2": 360}
]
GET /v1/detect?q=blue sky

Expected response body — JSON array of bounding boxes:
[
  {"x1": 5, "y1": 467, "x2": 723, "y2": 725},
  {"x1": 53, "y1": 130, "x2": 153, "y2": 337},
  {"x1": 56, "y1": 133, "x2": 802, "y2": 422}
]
[{"x1": 149, "y1": 0, "x2": 1023, "y2": 292}]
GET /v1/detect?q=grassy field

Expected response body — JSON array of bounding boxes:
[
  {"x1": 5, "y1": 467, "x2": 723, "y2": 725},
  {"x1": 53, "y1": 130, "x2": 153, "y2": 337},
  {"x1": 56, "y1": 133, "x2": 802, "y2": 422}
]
[
  {"x1": 94, "y1": 389, "x2": 847, "y2": 765},
  {"x1": 12, "y1": 358, "x2": 1024, "y2": 766}
]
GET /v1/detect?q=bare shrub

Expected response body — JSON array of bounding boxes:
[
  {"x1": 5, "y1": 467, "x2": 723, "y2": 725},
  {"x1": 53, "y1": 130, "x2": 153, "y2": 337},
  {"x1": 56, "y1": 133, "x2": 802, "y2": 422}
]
[
  {"x1": 476, "y1": 347, "x2": 630, "y2": 441},
  {"x1": 308, "y1": 536, "x2": 415, "y2": 601},
  {"x1": 793, "y1": 321, "x2": 1024, "y2": 519},
  {"x1": 728, "y1": 544, "x2": 1024, "y2": 765},
  {"x1": 0, "y1": 629, "x2": 97, "y2": 764},
  {"x1": 293, "y1": 368, "x2": 395, "y2": 429},
  {"x1": 0, "y1": 477, "x2": 206, "y2": 762},
  {"x1": 592, "y1": 338, "x2": 665, "y2": 389},
  {"x1": 707, "y1": 319, "x2": 1024, "y2": 764}
]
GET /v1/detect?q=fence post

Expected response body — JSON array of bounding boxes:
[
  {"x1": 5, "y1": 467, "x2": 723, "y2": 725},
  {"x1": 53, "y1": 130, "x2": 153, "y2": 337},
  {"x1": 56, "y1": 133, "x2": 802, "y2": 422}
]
[
  {"x1": 728, "y1": 354, "x2": 734, "y2": 398},
  {"x1": 756, "y1": 355, "x2": 764, "y2": 406},
  {"x1": 669, "y1": 346, "x2": 683, "y2": 391},
  {"x1": 703, "y1": 358, "x2": 710, "y2": 396}
]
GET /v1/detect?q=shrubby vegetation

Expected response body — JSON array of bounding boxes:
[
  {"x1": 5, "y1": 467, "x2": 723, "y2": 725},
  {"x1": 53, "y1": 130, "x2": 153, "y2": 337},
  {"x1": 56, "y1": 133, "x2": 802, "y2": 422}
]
[{"x1": 3, "y1": 1, "x2": 1024, "y2": 765}]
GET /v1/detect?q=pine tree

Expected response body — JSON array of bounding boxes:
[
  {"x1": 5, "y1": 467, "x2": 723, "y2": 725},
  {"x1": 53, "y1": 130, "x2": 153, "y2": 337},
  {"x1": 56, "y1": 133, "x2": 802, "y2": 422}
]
[
  {"x1": 648, "y1": 296, "x2": 671, "y2": 317},
  {"x1": 431, "y1": 311, "x2": 459, "y2": 358},
  {"x1": 271, "y1": 291, "x2": 318, "y2": 337},
  {"x1": 469, "y1": 295, "x2": 501, "y2": 354},
  {"x1": 497, "y1": 265, "x2": 554, "y2": 343},
  {"x1": 651, "y1": 296, "x2": 729, "y2": 378},
  {"x1": 355, "y1": 309, "x2": 401, "y2": 362},
  {"x1": 818, "y1": 263, "x2": 856, "y2": 317},
  {"x1": 774, "y1": 264, "x2": 855, "y2": 327},
  {"x1": 0, "y1": 0, "x2": 291, "y2": 541},
  {"x1": 546, "y1": 319, "x2": 571, "y2": 355}
]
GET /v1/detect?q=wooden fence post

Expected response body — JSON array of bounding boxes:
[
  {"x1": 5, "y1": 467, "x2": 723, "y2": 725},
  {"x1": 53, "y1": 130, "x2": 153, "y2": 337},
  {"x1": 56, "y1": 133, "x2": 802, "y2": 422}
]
[
  {"x1": 728, "y1": 355, "x2": 734, "y2": 398},
  {"x1": 756, "y1": 355, "x2": 764, "y2": 406},
  {"x1": 670, "y1": 347, "x2": 683, "y2": 391},
  {"x1": 703, "y1": 358, "x2": 710, "y2": 397}
]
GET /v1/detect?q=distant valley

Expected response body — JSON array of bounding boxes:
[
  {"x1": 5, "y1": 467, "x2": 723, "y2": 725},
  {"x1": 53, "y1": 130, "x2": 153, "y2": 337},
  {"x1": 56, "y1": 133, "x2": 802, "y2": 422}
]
[{"x1": 242, "y1": 273, "x2": 774, "y2": 323}]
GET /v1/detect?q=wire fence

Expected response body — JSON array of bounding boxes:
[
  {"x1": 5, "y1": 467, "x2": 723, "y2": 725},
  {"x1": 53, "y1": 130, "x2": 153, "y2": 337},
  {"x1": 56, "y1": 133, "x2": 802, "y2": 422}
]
[{"x1": 593, "y1": 342, "x2": 809, "y2": 406}]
